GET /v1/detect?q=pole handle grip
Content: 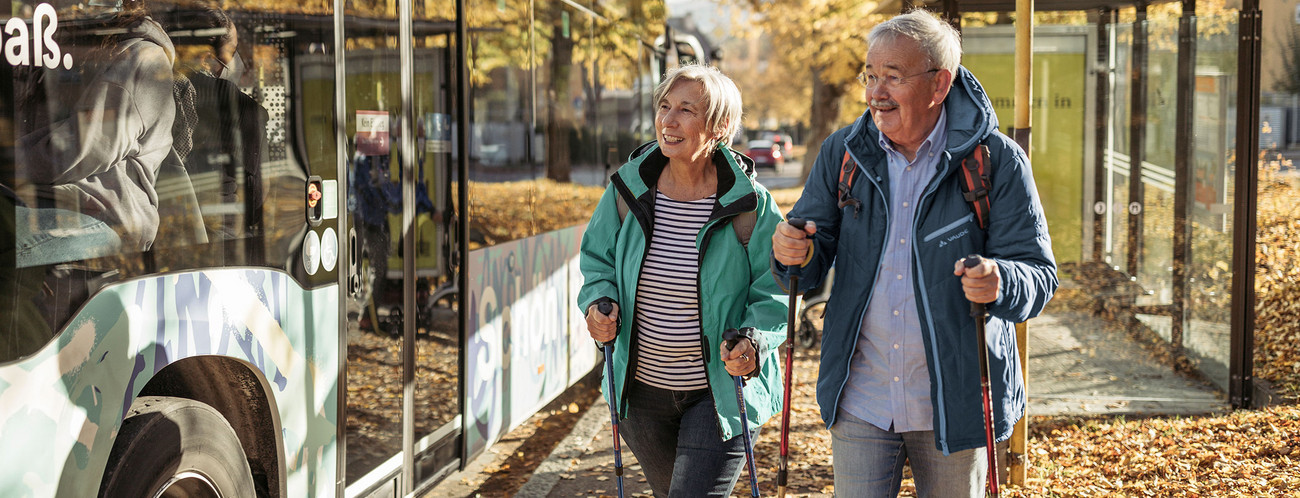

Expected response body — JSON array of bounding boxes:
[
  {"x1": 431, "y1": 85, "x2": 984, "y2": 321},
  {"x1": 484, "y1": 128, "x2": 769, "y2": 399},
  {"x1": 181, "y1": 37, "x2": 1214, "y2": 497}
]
[
  {"x1": 722, "y1": 328, "x2": 742, "y2": 350},
  {"x1": 962, "y1": 255, "x2": 986, "y2": 316},
  {"x1": 597, "y1": 301, "x2": 616, "y2": 348}
]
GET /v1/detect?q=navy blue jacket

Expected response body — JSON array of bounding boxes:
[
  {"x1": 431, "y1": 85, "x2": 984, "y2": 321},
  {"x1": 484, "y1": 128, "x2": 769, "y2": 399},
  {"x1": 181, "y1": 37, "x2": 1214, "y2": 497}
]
[{"x1": 773, "y1": 66, "x2": 1057, "y2": 454}]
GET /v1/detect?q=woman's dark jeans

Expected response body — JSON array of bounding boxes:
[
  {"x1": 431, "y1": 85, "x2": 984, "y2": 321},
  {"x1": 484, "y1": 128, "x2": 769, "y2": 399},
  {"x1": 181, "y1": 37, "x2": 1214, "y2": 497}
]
[{"x1": 618, "y1": 379, "x2": 759, "y2": 497}]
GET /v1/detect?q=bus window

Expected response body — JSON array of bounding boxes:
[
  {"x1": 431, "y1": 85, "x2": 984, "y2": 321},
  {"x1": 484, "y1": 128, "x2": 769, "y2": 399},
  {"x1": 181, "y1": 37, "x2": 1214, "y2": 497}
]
[
  {"x1": 0, "y1": 1, "x2": 330, "y2": 362},
  {"x1": 411, "y1": 10, "x2": 460, "y2": 484},
  {"x1": 342, "y1": 2, "x2": 407, "y2": 484}
]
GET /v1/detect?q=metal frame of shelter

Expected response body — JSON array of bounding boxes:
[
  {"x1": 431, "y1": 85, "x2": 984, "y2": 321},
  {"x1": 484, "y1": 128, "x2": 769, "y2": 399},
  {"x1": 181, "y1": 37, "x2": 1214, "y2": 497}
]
[{"x1": 876, "y1": 0, "x2": 1264, "y2": 485}]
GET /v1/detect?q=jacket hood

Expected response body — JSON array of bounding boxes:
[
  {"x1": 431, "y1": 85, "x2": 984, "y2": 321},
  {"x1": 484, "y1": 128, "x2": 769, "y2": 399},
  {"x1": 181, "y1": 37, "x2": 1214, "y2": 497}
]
[
  {"x1": 845, "y1": 65, "x2": 998, "y2": 165},
  {"x1": 615, "y1": 140, "x2": 759, "y2": 213},
  {"x1": 106, "y1": 16, "x2": 176, "y2": 65}
]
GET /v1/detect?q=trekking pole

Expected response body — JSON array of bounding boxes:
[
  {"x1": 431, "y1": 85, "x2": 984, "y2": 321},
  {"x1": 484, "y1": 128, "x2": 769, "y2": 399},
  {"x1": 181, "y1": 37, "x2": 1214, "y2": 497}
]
[
  {"x1": 962, "y1": 256, "x2": 1000, "y2": 498},
  {"x1": 777, "y1": 218, "x2": 807, "y2": 498},
  {"x1": 723, "y1": 328, "x2": 761, "y2": 498},
  {"x1": 596, "y1": 301, "x2": 625, "y2": 498}
]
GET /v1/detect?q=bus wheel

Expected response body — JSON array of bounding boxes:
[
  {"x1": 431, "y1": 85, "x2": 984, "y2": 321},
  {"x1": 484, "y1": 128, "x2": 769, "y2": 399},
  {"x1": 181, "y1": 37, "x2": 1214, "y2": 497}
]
[{"x1": 99, "y1": 396, "x2": 256, "y2": 498}]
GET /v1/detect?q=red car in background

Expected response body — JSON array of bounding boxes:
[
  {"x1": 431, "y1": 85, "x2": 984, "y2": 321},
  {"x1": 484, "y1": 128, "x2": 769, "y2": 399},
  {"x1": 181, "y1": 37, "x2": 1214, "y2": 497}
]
[
  {"x1": 745, "y1": 139, "x2": 783, "y2": 169},
  {"x1": 756, "y1": 131, "x2": 794, "y2": 154}
]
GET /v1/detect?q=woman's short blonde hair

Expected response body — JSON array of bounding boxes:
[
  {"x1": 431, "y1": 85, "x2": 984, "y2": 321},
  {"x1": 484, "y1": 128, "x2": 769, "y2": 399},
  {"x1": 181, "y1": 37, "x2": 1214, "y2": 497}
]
[{"x1": 653, "y1": 64, "x2": 743, "y2": 145}]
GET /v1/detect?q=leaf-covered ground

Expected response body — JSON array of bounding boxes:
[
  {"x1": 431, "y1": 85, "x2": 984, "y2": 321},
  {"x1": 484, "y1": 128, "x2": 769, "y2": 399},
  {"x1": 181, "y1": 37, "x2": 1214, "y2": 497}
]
[
  {"x1": 1252, "y1": 159, "x2": 1300, "y2": 400},
  {"x1": 734, "y1": 351, "x2": 1300, "y2": 498}
]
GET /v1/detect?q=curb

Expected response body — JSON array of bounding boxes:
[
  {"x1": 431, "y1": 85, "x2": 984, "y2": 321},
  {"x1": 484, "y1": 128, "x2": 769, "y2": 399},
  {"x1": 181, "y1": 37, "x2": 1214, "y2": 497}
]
[{"x1": 513, "y1": 396, "x2": 611, "y2": 497}]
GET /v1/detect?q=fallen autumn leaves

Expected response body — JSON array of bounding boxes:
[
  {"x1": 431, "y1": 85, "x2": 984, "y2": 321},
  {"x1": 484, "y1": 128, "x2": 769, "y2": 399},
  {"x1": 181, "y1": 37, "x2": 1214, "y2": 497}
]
[
  {"x1": 1025, "y1": 407, "x2": 1300, "y2": 497},
  {"x1": 738, "y1": 351, "x2": 1300, "y2": 498}
]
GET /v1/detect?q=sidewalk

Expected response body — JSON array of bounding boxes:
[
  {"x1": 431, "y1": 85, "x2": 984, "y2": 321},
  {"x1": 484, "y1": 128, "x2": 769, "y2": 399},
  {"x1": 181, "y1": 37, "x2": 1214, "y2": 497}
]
[
  {"x1": 515, "y1": 396, "x2": 652, "y2": 498},
  {"x1": 426, "y1": 300, "x2": 1226, "y2": 497}
]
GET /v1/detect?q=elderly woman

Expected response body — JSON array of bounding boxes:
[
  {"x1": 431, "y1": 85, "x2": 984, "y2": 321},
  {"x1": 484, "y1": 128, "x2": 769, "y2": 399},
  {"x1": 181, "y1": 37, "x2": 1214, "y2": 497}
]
[{"x1": 577, "y1": 64, "x2": 789, "y2": 496}]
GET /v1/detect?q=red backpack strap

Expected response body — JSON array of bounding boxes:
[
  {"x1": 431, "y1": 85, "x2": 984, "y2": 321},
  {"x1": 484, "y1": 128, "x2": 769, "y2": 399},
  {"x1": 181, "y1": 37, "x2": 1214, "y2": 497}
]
[
  {"x1": 837, "y1": 151, "x2": 862, "y2": 216},
  {"x1": 959, "y1": 144, "x2": 993, "y2": 230}
]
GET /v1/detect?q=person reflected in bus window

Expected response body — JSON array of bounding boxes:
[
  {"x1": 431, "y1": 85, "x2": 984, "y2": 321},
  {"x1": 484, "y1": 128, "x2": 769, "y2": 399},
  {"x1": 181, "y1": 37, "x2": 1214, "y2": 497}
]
[
  {"x1": 1, "y1": 188, "x2": 57, "y2": 361},
  {"x1": 14, "y1": 0, "x2": 182, "y2": 257},
  {"x1": 577, "y1": 64, "x2": 788, "y2": 497},
  {"x1": 166, "y1": 5, "x2": 269, "y2": 248},
  {"x1": 6, "y1": 0, "x2": 185, "y2": 357}
]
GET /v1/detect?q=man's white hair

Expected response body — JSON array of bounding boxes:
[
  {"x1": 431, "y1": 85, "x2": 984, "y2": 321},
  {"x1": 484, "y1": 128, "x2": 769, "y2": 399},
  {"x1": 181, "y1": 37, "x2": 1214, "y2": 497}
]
[{"x1": 868, "y1": 10, "x2": 963, "y2": 72}]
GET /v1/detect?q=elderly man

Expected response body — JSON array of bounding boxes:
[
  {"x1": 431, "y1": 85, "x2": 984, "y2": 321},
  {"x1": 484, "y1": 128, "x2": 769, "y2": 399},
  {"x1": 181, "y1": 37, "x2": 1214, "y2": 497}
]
[{"x1": 771, "y1": 10, "x2": 1057, "y2": 498}]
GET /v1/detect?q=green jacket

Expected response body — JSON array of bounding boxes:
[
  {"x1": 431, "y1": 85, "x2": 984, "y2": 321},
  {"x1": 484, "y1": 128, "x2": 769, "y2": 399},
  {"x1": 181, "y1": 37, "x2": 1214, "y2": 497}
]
[{"x1": 577, "y1": 141, "x2": 789, "y2": 441}]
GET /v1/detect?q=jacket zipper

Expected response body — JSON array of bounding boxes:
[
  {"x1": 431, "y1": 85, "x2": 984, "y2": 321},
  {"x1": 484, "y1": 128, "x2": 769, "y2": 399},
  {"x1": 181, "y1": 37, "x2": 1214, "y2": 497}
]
[
  {"x1": 830, "y1": 148, "x2": 891, "y2": 429},
  {"x1": 698, "y1": 214, "x2": 742, "y2": 439},
  {"x1": 609, "y1": 175, "x2": 653, "y2": 418},
  {"x1": 910, "y1": 150, "x2": 956, "y2": 453}
]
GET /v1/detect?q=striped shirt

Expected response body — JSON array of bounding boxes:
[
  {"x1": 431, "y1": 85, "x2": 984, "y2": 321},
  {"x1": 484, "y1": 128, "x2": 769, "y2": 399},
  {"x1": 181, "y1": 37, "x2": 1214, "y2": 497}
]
[{"x1": 633, "y1": 190, "x2": 715, "y2": 391}]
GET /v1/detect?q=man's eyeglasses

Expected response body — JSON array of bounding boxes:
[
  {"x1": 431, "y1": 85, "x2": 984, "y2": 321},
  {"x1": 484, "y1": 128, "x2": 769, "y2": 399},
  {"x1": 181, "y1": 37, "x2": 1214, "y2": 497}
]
[{"x1": 857, "y1": 68, "x2": 940, "y2": 91}]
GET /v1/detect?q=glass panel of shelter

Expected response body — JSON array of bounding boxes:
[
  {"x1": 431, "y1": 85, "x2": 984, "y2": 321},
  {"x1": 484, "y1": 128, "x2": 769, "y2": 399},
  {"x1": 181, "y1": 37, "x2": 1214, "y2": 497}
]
[
  {"x1": 1098, "y1": 7, "x2": 1238, "y2": 394},
  {"x1": 955, "y1": 6, "x2": 1241, "y2": 412},
  {"x1": 1187, "y1": 8, "x2": 1239, "y2": 392}
]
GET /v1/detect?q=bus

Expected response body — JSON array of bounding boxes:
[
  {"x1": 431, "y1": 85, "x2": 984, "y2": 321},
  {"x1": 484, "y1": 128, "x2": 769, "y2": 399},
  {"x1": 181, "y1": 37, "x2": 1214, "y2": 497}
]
[{"x1": 0, "y1": 0, "x2": 665, "y2": 496}]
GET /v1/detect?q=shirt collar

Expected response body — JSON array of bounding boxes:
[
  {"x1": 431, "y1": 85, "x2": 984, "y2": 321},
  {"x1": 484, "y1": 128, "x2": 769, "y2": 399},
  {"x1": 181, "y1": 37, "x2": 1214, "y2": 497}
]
[{"x1": 877, "y1": 107, "x2": 949, "y2": 162}]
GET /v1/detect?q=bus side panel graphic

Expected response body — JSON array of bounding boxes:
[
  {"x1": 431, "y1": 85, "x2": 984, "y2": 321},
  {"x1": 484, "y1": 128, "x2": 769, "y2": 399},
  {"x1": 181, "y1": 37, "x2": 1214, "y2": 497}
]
[
  {"x1": 0, "y1": 268, "x2": 338, "y2": 497},
  {"x1": 465, "y1": 224, "x2": 598, "y2": 459}
]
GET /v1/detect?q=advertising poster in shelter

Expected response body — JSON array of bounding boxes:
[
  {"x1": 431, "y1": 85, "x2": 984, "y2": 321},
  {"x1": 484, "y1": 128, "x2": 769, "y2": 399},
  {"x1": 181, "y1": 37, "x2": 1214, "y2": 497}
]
[{"x1": 962, "y1": 26, "x2": 1091, "y2": 264}]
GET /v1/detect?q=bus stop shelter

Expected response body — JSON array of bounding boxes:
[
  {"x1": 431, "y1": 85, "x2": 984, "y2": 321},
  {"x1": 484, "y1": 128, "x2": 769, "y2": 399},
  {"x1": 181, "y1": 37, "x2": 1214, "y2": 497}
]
[{"x1": 872, "y1": 0, "x2": 1267, "y2": 485}]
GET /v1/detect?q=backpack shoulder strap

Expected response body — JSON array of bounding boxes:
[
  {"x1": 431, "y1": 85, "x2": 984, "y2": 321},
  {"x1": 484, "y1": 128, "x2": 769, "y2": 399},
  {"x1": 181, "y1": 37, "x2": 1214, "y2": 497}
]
[
  {"x1": 615, "y1": 194, "x2": 629, "y2": 222},
  {"x1": 837, "y1": 150, "x2": 862, "y2": 216},
  {"x1": 732, "y1": 211, "x2": 756, "y2": 247},
  {"x1": 958, "y1": 143, "x2": 993, "y2": 230}
]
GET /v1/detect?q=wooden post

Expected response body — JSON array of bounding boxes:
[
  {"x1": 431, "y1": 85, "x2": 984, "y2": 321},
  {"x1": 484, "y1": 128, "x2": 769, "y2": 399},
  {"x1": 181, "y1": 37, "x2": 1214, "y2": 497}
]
[
  {"x1": 1009, "y1": 322, "x2": 1028, "y2": 485},
  {"x1": 1008, "y1": 0, "x2": 1033, "y2": 487}
]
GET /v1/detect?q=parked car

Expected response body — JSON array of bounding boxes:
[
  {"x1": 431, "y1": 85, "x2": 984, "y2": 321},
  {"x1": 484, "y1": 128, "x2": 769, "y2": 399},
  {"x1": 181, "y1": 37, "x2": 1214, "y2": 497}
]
[
  {"x1": 755, "y1": 131, "x2": 794, "y2": 153},
  {"x1": 745, "y1": 139, "x2": 783, "y2": 169}
]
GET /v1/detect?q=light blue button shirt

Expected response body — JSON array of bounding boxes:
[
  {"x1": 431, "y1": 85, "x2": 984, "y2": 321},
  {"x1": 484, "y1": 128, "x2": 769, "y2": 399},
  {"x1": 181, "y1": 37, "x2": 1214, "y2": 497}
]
[{"x1": 840, "y1": 109, "x2": 948, "y2": 433}]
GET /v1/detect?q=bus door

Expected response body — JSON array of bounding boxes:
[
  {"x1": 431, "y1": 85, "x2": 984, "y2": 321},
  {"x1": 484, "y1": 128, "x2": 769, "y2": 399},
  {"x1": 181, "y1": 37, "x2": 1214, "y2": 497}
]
[{"x1": 341, "y1": 5, "x2": 461, "y2": 495}]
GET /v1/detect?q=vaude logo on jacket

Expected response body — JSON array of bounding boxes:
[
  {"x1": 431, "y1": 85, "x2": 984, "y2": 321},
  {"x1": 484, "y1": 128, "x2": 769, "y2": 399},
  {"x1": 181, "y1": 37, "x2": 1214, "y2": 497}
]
[{"x1": 4, "y1": 4, "x2": 74, "y2": 70}]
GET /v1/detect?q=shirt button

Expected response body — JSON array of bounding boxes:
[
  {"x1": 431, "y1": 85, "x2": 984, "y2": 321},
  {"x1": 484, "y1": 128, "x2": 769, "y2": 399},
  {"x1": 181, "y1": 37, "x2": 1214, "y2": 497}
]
[
  {"x1": 899, "y1": 238, "x2": 906, "y2": 244},
  {"x1": 893, "y1": 344, "x2": 900, "y2": 350},
  {"x1": 893, "y1": 310, "x2": 900, "y2": 316},
  {"x1": 896, "y1": 274, "x2": 903, "y2": 280},
  {"x1": 906, "y1": 166, "x2": 913, "y2": 172},
  {"x1": 894, "y1": 376, "x2": 901, "y2": 382},
  {"x1": 903, "y1": 201, "x2": 909, "y2": 207}
]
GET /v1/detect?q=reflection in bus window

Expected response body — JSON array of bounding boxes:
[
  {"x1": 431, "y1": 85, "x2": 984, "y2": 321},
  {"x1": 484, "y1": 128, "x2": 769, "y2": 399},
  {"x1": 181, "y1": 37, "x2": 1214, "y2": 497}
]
[
  {"x1": 14, "y1": 8, "x2": 178, "y2": 257},
  {"x1": 4, "y1": 3, "x2": 182, "y2": 360},
  {"x1": 163, "y1": 6, "x2": 270, "y2": 257},
  {"x1": 2, "y1": 1, "x2": 330, "y2": 361}
]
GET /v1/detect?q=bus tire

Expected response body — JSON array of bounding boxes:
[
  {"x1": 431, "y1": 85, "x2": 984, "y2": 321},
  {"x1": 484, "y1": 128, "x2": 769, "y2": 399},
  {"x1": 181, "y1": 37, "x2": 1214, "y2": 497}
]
[{"x1": 99, "y1": 395, "x2": 257, "y2": 498}]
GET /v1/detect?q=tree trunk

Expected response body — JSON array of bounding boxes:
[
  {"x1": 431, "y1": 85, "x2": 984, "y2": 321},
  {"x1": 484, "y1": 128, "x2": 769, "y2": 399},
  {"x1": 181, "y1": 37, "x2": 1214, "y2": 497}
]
[
  {"x1": 546, "y1": 12, "x2": 574, "y2": 182},
  {"x1": 799, "y1": 66, "x2": 846, "y2": 185}
]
